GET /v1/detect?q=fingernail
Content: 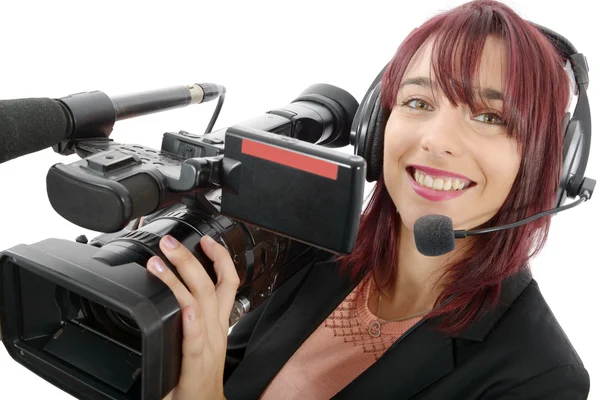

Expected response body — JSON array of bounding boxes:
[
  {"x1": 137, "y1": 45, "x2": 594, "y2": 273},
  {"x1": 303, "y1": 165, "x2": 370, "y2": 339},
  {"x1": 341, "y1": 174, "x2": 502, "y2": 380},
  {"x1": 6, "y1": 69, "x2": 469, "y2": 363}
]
[
  {"x1": 204, "y1": 235, "x2": 216, "y2": 245},
  {"x1": 149, "y1": 257, "x2": 166, "y2": 273},
  {"x1": 162, "y1": 235, "x2": 179, "y2": 249},
  {"x1": 186, "y1": 308, "x2": 196, "y2": 323}
]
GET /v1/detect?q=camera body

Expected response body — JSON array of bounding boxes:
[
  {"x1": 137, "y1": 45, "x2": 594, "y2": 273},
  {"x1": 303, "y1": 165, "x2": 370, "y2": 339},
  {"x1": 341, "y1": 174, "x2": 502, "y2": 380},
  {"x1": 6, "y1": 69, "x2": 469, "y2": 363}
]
[{"x1": 0, "y1": 83, "x2": 365, "y2": 399}]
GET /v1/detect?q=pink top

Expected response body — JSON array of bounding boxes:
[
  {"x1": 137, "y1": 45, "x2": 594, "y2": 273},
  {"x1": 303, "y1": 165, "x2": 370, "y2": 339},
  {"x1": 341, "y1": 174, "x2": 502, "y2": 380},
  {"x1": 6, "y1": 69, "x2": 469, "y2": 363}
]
[{"x1": 259, "y1": 275, "x2": 422, "y2": 399}]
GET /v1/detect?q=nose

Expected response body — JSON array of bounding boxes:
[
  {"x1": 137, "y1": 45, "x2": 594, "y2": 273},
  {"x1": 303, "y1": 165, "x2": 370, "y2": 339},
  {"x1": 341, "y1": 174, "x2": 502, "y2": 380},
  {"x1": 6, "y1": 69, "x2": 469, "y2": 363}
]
[{"x1": 419, "y1": 107, "x2": 466, "y2": 157}]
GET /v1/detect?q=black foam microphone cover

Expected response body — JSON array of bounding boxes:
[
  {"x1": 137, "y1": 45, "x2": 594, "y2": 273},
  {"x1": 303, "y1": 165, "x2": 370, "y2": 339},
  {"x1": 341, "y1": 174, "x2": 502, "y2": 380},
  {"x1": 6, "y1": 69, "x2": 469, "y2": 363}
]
[
  {"x1": 414, "y1": 214, "x2": 456, "y2": 256},
  {"x1": 0, "y1": 98, "x2": 69, "y2": 163}
]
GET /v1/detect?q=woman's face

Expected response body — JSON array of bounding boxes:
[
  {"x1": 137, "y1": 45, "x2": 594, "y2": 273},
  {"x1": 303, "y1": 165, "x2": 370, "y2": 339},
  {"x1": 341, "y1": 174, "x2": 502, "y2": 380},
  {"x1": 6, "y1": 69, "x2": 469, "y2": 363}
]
[{"x1": 383, "y1": 36, "x2": 522, "y2": 234}]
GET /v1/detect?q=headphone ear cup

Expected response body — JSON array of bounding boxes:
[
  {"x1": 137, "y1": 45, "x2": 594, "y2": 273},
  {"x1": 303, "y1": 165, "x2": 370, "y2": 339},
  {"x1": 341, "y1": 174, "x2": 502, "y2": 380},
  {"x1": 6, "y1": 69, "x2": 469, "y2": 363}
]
[
  {"x1": 363, "y1": 90, "x2": 382, "y2": 181},
  {"x1": 366, "y1": 98, "x2": 389, "y2": 182},
  {"x1": 557, "y1": 117, "x2": 584, "y2": 206},
  {"x1": 352, "y1": 85, "x2": 379, "y2": 161}
]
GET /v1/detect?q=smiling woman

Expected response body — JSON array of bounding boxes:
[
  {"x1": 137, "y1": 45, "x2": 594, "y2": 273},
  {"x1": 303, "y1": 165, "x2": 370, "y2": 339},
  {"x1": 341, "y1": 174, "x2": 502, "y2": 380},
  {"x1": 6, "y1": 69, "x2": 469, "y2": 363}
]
[
  {"x1": 341, "y1": 1, "x2": 571, "y2": 338},
  {"x1": 380, "y1": 34, "x2": 525, "y2": 302}
]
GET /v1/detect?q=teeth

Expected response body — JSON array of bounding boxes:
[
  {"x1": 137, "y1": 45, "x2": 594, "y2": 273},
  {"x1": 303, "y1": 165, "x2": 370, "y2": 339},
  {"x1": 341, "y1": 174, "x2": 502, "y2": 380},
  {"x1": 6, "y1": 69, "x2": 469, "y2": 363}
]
[
  {"x1": 424, "y1": 175, "x2": 433, "y2": 188},
  {"x1": 413, "y1": 169, "x2": 469, "y2": 191}
]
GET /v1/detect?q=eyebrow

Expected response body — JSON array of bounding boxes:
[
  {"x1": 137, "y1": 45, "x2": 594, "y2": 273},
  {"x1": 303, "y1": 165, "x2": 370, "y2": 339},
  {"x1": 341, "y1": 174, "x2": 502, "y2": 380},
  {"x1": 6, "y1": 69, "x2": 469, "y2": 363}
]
[
  {"x1": 479, "y1": 87, "x2": 504, "y2": 101},
  {"x1": 399, "y1": 76, "x2": 433, "y2": 89},
  {"x1": 399, "y1": 76, "x2": 504, "y2": 101}
]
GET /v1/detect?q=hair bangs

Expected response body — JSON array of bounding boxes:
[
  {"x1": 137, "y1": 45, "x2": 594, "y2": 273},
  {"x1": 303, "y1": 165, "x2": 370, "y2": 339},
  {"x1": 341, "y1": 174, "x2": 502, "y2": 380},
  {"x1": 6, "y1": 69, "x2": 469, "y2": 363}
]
[{"x1": 429, "y1": 10, "x2": 489, "y2": 112}]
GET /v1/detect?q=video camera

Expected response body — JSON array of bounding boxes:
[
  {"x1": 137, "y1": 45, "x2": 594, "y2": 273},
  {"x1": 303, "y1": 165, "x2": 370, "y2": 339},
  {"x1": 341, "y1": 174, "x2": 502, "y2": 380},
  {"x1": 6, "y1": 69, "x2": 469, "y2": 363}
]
[{"x1": 0, "y1": 82, "x2": 366, "y2": 399}]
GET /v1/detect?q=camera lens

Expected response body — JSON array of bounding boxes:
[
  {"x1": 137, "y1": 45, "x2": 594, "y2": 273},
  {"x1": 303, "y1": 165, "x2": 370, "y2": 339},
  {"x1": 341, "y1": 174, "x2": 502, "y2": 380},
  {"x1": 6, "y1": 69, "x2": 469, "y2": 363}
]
[
  {"x1": 78, "y1": 296, "x2": 142, "y2": 349},
  {"x1": 105, "y1": 308, "x2": 141, "y2": 337}
]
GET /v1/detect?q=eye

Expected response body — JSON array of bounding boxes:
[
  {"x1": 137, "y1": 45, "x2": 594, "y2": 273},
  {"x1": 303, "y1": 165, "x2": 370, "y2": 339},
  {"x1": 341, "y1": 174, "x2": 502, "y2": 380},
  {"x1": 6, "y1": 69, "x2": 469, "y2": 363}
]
[
  {"x1": 403, "y1": 98, "x2": 434, "y2": 111},
  {"x1": 474, "y1": 112, "x2": 504, "y2": 125}
]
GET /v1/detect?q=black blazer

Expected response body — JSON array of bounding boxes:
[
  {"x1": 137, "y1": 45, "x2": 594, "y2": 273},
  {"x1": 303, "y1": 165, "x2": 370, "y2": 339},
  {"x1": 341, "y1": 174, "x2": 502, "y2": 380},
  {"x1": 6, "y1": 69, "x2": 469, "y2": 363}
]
[{"x1": 223, "y1": 255, "x2": 590, "y2": 399}]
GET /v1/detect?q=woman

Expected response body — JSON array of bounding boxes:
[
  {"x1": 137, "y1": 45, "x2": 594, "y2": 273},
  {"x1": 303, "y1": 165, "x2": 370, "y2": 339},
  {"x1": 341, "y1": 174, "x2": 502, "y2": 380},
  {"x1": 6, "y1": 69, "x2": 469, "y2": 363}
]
[{"x1": 145, "y1": 0, "x2": 591, "y2": 398}]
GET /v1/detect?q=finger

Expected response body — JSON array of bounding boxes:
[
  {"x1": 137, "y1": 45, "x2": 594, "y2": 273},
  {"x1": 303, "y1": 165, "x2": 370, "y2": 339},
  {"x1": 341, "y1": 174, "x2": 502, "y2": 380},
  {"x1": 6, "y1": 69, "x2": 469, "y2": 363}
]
[
  {"x1": 177, "y1": 304, "x2": 227, "y2": 399},
  {"x1": 201, "y1": 235, "x2": 240, "y2": 330},
  {"x1": 147, "y1": 256, "x2": 197, "y2": 312},
  {"x1": 177, "y1": 305, "x2": 208, "y2": 393},
  {"x1": 159, "y1": 235, "x2": 219, "y2": 322},
  {"x1": 159, "y1": 235, "x2": 215, "y2": 299}
]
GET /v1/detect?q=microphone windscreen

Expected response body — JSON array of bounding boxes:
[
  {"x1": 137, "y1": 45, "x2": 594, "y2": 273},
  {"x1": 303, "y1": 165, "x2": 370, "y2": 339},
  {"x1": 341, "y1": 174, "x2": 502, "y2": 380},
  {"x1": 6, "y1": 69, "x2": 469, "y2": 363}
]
[
  {"x1": 414, "y1": 215, "x2": 456, "y2": 256},
  {"x1": 0, "y1": 98, "x2": 69, "y2": 164}
]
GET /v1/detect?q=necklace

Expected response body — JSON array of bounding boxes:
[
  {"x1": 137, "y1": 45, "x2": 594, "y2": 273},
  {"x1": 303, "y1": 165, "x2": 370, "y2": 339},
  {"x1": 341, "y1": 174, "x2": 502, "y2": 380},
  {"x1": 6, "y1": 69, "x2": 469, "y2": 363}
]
[{"x1": 367, "y1": 293, "x2": 431, "y2": 338}]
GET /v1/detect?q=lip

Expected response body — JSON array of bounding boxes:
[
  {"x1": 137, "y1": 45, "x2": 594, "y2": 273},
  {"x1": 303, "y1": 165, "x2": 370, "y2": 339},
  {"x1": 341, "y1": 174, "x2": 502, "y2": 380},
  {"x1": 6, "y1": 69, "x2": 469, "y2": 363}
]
[
  {"x1": 407, "y1": 168, "x2": 474, "y2": 202},
  {"x1": 408, "y1": 164, "x2": 473, "y2": 182}
]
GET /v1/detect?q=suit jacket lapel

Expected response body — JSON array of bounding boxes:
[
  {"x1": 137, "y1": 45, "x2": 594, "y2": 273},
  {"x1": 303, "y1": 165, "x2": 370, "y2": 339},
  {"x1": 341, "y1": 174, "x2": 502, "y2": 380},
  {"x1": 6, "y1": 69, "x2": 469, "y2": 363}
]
[
  {"x1": 224, "y1": 259, "x2": 356, "y2": 399},
  {"x1": 332, "y1": 268, "x2": 533, "y2": 398},
  {"x1": 333, "y1": 316, "x2": 455, "y2": 399}
]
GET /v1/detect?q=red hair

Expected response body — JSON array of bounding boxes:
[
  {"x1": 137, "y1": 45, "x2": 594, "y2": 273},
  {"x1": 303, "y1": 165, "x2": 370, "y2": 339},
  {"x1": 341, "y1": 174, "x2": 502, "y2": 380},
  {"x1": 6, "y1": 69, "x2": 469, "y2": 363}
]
[{"x1": 338, "y1": 0, "x2": 571, "y2": 334}]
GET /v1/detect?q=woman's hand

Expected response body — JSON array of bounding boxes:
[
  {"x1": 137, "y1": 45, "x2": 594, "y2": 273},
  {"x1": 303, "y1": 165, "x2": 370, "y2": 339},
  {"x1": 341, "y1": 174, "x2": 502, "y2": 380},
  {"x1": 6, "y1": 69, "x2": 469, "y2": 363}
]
[{"x1": 146, "y1": 234, "x2": 240, "y2": 400}]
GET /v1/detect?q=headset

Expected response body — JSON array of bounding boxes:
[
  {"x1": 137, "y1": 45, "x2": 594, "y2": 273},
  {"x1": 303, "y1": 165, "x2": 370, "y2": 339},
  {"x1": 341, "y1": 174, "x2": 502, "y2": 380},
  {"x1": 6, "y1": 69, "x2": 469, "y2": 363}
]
[{"x1": 349, "y1": 23, "x2": 593, "y2": 209}]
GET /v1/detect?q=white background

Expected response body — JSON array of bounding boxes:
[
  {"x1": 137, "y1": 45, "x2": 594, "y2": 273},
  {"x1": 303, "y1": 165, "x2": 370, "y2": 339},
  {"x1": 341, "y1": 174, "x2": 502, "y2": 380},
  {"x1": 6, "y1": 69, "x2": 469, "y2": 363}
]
[{"x1": 0, "y1": 0, "x2": 597, "y2": 398}]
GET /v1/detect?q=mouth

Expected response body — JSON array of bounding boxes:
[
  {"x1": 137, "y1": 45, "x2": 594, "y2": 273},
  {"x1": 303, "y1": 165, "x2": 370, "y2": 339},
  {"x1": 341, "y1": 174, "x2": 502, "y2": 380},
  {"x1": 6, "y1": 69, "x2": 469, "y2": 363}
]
[
  {"x1": 406, "y1": 166, "x2": 476, "y2": 202},
  {"x1": 407, "y1": 166, "x2": 475, "y2": 190}
]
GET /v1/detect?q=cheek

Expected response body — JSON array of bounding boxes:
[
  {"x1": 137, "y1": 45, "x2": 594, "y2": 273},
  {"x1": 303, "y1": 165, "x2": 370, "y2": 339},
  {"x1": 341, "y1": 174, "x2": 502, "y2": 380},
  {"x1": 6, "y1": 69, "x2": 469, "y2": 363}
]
[
  {"x1": 480, "y1": 139, "x2": 521, "y2": 196},
  {"x1": 382, "y1": 138, "x2": 406, "y2": 186},
  {"x1": 382, "y1": 124, "x2": 416, "y2": 175}
]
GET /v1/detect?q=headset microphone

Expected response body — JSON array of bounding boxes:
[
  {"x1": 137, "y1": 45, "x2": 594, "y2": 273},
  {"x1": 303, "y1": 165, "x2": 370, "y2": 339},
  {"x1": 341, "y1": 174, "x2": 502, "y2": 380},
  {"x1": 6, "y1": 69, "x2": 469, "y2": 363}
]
[{"x1": 414, "y1": 178, "x2": 596, "y2": 257}]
